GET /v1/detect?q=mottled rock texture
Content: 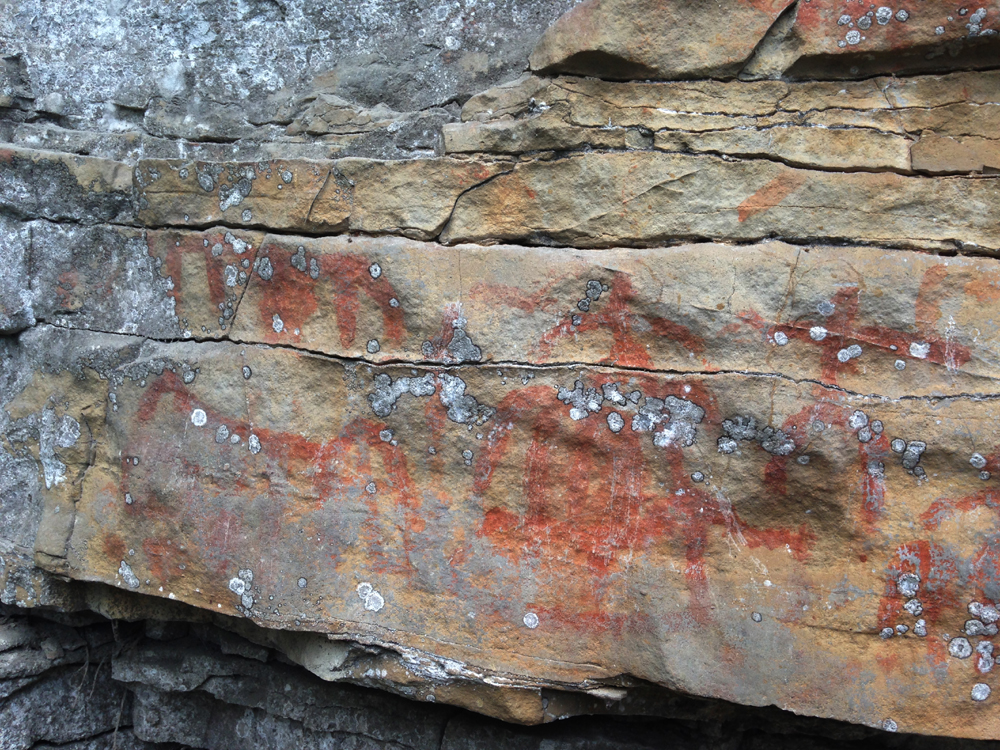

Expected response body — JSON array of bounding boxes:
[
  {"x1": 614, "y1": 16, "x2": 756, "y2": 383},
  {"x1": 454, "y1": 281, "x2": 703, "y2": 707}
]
[{"x1": 3, "y1": 0, "x2": 1000, "y2": 747}]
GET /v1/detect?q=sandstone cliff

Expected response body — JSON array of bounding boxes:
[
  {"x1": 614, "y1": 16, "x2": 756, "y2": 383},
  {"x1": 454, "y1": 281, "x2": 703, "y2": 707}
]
[{"x1": 1, "y1": 0, "x2": 1000, "y2": 747}]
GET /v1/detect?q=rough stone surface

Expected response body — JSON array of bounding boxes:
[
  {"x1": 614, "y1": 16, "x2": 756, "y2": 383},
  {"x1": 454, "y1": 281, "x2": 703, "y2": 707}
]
[
  {"x1": 0, "y1": 146, "x2": 133, "y2": 225},
  {"x1": 529, "y1": 0, "x2": 796, "y2": 80},
  {"x1": 440, "y1": 152, "x2": 1000, "y2": 250},
  {"x1": 530, "y1": 0, "x2": 1000, "y2": 82},
  {"x1": 4, "y1": 317, "x2": 1000, "y2": 736},
  {"x1": 136, "y1": 157, "x2": 507, "y2": 240},
  {"x1": 743, "y1": 0, "x2": 1000, "y2": 80},
  {"x1": 452, "y1": 72, "x2": 1000, "y2": 174},
  {"x1": 5, "y1": 0, "x2": 1000, "y2": 745}
]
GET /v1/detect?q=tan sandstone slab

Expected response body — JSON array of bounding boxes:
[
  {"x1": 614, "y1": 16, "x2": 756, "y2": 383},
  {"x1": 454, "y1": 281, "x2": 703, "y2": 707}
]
[
  {"x1": 528, "y1": 0, "x2": 796, "y2": 80},
  {"x1": 451, "y1": 73, "x2": 999, "y2": 174},
  {"x1": 912, "y1": 132, "x2": 1000, "y2": 174},
  {"x1": 135, "y1": 157, "x2": 507, "y2": 240},
  {"x1": 654, "y1": 127, "x2": 912, "y2": 172},
  {"x1": 11, "y1": 323, "x2": 1000, "y2": 738},
  {"x1": 439, "y1": 152, "x2": 1000, "y2": 251},
  {"x1": 228, "y1": 235, "x2": 1000, "y2": 400}
]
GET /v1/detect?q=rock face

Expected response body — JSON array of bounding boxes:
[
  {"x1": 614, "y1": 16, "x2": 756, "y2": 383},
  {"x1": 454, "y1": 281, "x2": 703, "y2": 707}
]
[
  {"x1": 3, "y1": 0, "x2": 1000, "y2": 747},
  {"x1": 529, "y1": 0, "x2": 1000, "y2": 80},
  {"x1": 528, "y1": 0, "x2": 797, "y2": 79}
]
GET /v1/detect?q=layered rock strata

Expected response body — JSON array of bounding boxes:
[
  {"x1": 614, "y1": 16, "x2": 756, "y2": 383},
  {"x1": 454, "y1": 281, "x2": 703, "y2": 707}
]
[{"x1": 2, "y1": 0, "x2": 1000, "y2": 745}]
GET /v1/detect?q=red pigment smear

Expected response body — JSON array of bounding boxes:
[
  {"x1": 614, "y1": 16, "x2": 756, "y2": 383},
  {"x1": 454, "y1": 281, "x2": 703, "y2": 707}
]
[
  {"x1": 736, "y1": 281, "x2": 971, "y2": 387},
  {"x1": 130, "y1": 370, "x2": 425, "y2": 580},
  {"x1": 922, "y1": 488, "x2": 1000, "y2": 530},
  {"x1": 536, "y1": 271, "x2": 705, "y2": 369},
  {"x1": 737, "y1": 172, "x2": 806, "y2": 222},
  {"x1": 151, "y1": 229, "x2": 233, "y2": 319},
  {"x1": 879, "y1": 540, "x2": 962, "y2": 665},
  {"x1": 254, "y1": 244, "x2": 405, "y2": 349},
  {"x1": 474, "y1": 380, "x2": 815, "y2": 627}
]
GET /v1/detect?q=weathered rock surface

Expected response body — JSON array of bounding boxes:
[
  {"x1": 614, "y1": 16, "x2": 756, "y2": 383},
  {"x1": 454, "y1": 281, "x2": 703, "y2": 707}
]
[
  {"x1": 451, "y1": 72, "x2": 1000, "y2": 174},
  {"x1": 744, "y1": 0, "x2": 1000, "y2": 80},
  {"x1": 530, "y1": 0, "x2": 1000, "y2": 81},
  {"x1": 4, "y1": 304, "x2": 1000, "y2": 736},
  {"x1": 8, "y1": 606, "x2": 994, "y2": 750},
  {"x1": 439, "y1": 152, "x2": 1000, "y2": 250},
  {"x1": 136, "y1": 157, "x2": 507, "y2": 239},
  {"x1": 0, "y1": 146, "x2": 132, "y2": 225},
  {"x1": 528, "y1": 0, "x2": 796, "y2": 80},
  {"x1": 5, "y1": 0, "x2": 1000, "y2": 744}
]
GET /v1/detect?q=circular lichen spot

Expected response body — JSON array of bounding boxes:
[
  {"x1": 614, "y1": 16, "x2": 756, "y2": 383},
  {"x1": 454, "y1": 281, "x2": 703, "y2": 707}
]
[
  {"x1": 191, "y1": 409, "x2": 207, "y2": 427},
  {"x1": 897, "y1": 573, "x2": 920, "y2": 598},
  {"x1": 523, "y1": 612, "x2": 539, "y2": 629},
  {"x1": 949, "y1": 637, "x2": 972, "y2": 659}
]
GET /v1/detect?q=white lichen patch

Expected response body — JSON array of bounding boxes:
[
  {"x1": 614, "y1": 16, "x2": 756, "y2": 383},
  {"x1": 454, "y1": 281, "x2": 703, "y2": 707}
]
[
  {"x1": 190, "y1": 408, "x2": 207, "y2": 426},
  {"x1": 523, "y1": 612, "x2": 539, "y2": 629},
  {"x1": 368, "y1": 373, "x2": 436, "y2": 418},
  {"x1": 949, "y1": 637, "x2": 972, "y2": 659},
  {"x1": 357, "y1": 581, "x2": 385, "y2": 612},
  {"x1": 438, "y1": 374, "x2": 495, "y2": 425},
  {"x1": 118, "y1": 560, "x2": 140, "y2": 588},
  {"x1": 38, "y1": 408, "x2": 81, "y2": 490},
  {"x1": 897, "y1": 573, "x2": 920, "y2": 598},
  {"x1": 558, "y1": 380, "x2": 604, "y2": 421}
]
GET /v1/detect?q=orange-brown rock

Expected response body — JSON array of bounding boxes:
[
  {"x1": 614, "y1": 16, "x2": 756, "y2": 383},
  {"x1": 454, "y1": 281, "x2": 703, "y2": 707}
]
[
  {"x1": 7, "y1": 0, "x2": 1000, "y2": 742},
  {"x1": 745, "y1": 0, "x2": 1000, "y2": 79},
  {"x1": 10, "y1": 316, "x2": 1000, "y2": 737}
]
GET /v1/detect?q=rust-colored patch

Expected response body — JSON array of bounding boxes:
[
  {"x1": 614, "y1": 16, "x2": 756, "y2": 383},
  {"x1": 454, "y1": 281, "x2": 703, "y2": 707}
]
[
  {"x1": 536, "y1": 271, "x2": 705, "y2": 368},
  {"x1": 737, "y1": 172, "x2": 806, "y2": 222},
  {"x1": 254, "y1": 243, "x2": 405, "y2": 349}
]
